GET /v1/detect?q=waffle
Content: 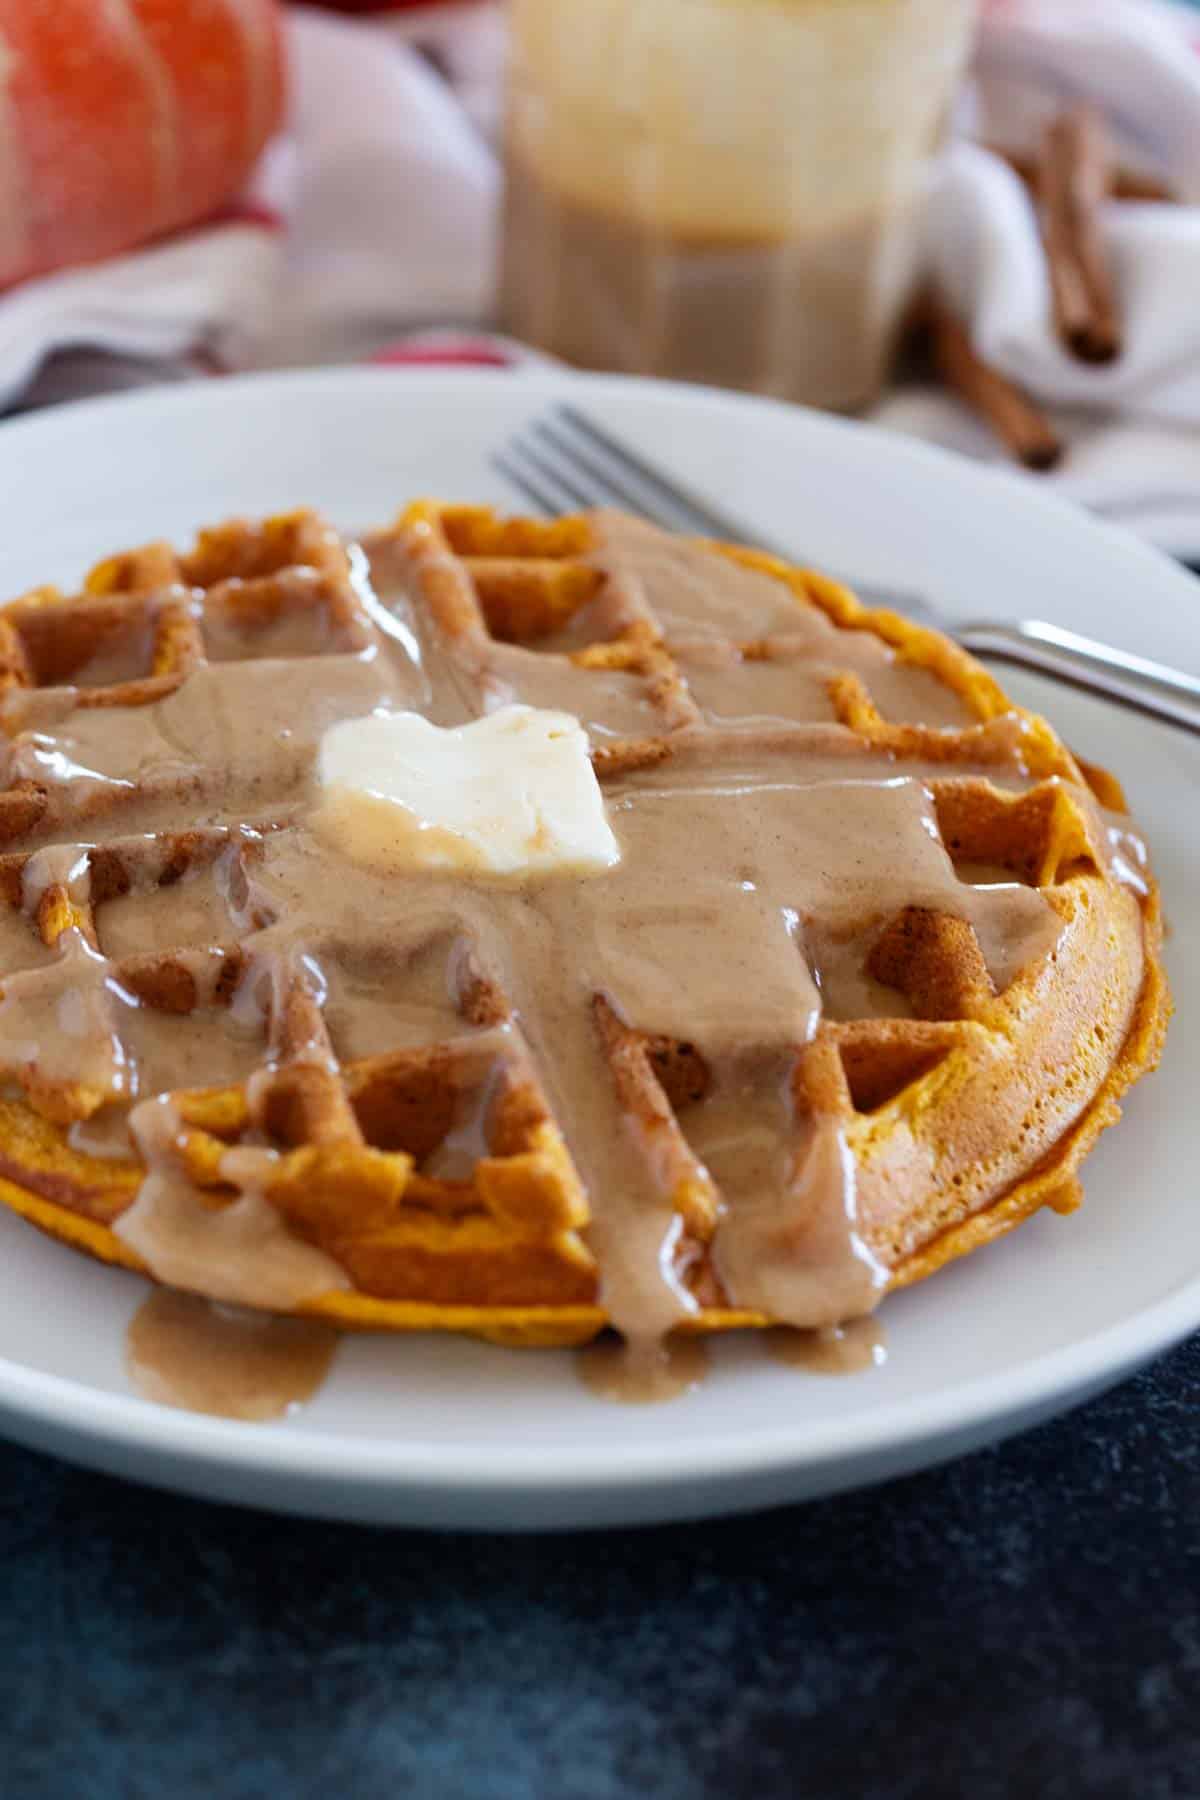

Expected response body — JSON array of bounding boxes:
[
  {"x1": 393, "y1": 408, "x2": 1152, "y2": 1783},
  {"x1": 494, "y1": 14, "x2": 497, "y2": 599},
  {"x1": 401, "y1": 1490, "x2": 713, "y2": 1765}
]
[{"x1": 0, "y1": 503, "x2": 1168, "y2": 1349}]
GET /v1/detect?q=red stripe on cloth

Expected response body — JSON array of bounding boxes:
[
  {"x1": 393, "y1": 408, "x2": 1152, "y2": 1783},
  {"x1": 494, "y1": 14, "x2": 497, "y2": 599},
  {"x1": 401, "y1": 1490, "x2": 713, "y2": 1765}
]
[
  {"x1": 371, "y1": 342, "x2": 515, "y2": 368},
  {"x1": 189, "y1": 346, "x2": 232, "y2": 377},
  {"x1": 200, "y1": 199, "x2": 287, "y2": 232}
]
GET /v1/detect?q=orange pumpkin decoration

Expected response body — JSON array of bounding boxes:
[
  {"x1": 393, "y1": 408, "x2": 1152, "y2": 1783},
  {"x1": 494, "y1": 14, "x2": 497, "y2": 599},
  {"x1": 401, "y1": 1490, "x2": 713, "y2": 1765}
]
[{"x1": 0, "y1": 0, "x2": 286, "y2": 291}]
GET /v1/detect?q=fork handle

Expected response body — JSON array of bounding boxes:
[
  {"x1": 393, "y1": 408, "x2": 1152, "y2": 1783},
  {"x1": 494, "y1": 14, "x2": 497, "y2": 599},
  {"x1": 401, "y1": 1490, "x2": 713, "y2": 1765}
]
[{"x1": 955, "y1": 620, "x2": 1200, "y2": 735}]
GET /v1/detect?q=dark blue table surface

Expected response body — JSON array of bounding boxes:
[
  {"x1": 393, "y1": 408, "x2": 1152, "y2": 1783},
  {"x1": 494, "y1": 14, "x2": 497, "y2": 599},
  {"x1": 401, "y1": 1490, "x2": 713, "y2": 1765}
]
[{"x1": 3, "y1": 1330, "x2": 1198, "y2": 1800}]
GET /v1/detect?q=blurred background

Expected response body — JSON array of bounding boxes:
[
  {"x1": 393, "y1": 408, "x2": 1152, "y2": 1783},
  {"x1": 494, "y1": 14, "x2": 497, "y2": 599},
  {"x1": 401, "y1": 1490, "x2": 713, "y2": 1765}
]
[{"x1": 3, "y1": 0, "x2": 1200, "y2": 553}]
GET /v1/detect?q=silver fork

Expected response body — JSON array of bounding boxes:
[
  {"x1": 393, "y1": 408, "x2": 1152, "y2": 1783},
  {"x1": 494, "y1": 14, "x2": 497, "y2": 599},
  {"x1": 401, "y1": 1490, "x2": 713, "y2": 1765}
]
[{"x1": 493, "y1": 404, "x2": 1200, "y2": 736}]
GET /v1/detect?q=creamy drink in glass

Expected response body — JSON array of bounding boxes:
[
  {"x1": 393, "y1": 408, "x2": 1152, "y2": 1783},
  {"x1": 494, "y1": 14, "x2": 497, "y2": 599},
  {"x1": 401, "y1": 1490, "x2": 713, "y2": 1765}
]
[{"x1": 499, "y1": 0, "x2": 976, "y2": 410}]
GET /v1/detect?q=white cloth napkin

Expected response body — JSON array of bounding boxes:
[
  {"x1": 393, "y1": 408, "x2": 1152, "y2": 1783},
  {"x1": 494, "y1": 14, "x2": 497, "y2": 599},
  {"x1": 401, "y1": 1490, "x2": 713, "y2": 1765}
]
[
  {"x1": 873, "y1": 0, "x2": 1200, "y2": 556},
  {"x1": 6, "y1": 0, "x2": 1200, "y2": 559}
]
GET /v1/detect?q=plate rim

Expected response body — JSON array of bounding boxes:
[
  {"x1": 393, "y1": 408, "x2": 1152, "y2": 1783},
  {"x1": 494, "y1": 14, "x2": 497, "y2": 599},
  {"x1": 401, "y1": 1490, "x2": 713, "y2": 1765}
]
[
  {"x1": 5, "y1": 359, "x2": 1192, "y2": 567},
  {"x1": 0, "y1": 1267, "x2": 1192, "y2": 1495},
  {"x1": 0, "y1": 364, "x2": 1193, "y2": 1513}
]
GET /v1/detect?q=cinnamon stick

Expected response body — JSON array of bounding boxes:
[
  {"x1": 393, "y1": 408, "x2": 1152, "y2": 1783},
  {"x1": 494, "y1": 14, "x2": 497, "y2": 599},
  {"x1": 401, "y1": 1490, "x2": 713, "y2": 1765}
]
[
  {"x1": 1037, "y1": 106, "x2": 1122, "y2": 364},
  {"x1": 992, "y1": 145, "x2": 1174, "y2": 206},
  {"x1": 927, "y1": 301, "x2": 1063, "y2": 472}
]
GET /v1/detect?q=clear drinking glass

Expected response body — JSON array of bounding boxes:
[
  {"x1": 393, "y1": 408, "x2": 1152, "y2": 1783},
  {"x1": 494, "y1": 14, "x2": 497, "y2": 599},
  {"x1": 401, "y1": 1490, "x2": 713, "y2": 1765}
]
[{"x1": 499, "y1": 0, "x2": 976, "y2": 411}]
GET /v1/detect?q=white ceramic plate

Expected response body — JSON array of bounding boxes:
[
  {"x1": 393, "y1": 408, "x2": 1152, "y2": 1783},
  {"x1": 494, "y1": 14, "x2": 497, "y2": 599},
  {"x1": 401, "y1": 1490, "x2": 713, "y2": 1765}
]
[{"x1": 0, "y1": 368, "x2": 1194, "y2": 1530}]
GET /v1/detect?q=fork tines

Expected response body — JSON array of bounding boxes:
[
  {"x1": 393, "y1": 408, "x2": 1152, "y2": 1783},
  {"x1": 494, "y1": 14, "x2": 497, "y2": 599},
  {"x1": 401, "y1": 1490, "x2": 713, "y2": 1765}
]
[
  {"x1": 493, "y1": 404, "x2": 929, "y2": 617},
  {"x1": 494, "y1": 404, "x2": 742, "y2": 539}
]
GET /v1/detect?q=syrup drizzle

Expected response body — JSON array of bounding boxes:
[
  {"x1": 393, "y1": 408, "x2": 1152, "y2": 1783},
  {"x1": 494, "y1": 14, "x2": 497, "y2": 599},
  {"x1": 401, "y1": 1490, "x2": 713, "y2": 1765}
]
[{"x1": 126, "y1": 1288, "x2": 338, "y2": 1421}]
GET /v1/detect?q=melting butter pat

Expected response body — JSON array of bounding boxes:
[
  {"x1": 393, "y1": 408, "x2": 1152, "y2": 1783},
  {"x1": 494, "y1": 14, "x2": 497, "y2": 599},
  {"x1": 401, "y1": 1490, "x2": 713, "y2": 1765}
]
[{"x1": 315, "y1": 704, "x2": 620, "y2": 876}]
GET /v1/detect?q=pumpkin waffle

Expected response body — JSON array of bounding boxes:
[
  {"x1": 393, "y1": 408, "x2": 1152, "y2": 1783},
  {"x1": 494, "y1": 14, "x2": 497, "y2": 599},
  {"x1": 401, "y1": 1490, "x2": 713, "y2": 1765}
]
[{"x1": 0, "y1": 503, "x2": 1168, "y2": 1350}]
